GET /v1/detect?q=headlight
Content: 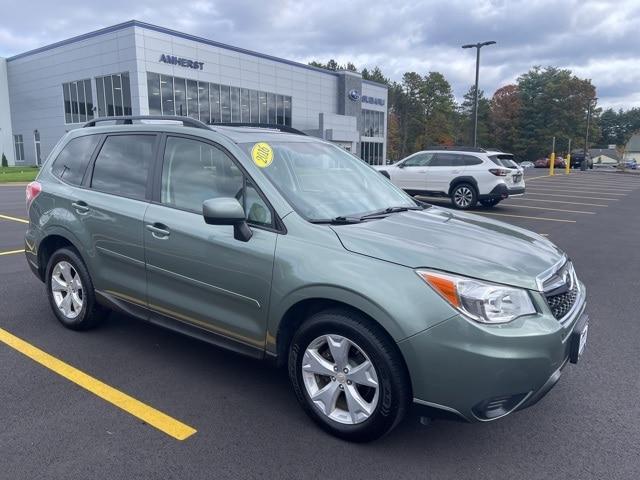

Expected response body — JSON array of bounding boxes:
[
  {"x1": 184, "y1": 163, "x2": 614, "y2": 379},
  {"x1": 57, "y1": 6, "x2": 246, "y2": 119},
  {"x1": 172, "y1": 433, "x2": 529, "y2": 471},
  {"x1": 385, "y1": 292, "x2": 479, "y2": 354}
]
[{"x1": 416, "y1": 270, "x2": 536, "y2": 324}]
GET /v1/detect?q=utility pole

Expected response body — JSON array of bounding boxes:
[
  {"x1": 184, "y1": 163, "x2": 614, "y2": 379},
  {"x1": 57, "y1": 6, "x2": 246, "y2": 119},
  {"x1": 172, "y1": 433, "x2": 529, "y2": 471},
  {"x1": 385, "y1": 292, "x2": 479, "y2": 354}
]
[
  {"x1": 462, "y1": 41, "x2": 496, "y2": 147},
  {"x1": 582, "y1": 97, "x2": 597, "y2": 171},
  {"x1": 566, "y1": 138, "x2": 571, "y2": 174}
]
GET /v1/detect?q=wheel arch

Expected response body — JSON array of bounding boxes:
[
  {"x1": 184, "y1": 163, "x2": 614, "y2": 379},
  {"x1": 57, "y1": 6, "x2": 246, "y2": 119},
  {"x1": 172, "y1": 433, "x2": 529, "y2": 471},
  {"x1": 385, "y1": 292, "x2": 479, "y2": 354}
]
[
  {"x1": 37, "y1": 229, "x2": 85, "y2": 281},
  {"x1": 448, "y1": 176, "x2": 478, "y2": 196},
  {"x1": 273, "y1": 296, "x2": 411, "y2": 391}
]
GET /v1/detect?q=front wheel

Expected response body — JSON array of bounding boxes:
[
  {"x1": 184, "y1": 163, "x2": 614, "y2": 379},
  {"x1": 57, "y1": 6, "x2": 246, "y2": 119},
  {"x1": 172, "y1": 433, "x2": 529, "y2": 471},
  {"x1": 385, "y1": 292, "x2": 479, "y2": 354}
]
[
  {"x1": 480, "y1": 198, "x2": 501, "y2": 208},
  {"x1": 451, "y1": 183, "x2": 478, "y2": 209},
  {"x1": 288, "y1": 309, "x2": 411, "y2": 442}
]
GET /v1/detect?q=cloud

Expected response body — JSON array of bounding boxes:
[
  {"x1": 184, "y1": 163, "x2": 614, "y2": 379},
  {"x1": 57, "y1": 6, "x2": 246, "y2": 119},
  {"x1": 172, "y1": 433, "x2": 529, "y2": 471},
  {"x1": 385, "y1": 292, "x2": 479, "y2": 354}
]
[{"x1": 0, "y1": 0, "x2": 638, "y2": 108}]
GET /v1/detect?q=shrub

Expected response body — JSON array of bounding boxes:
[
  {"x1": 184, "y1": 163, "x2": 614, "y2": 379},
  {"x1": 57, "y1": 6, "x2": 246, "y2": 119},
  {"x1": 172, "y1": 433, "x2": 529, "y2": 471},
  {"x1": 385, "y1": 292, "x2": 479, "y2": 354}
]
[{"x1": 1, "y1": 153, "x2": 7, "y2": 167}]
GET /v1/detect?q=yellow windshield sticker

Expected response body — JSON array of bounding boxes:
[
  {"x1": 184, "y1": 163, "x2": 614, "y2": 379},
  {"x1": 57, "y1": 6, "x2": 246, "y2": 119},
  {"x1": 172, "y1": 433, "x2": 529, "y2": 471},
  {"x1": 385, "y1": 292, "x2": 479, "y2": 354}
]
[{"x1": 251, "y1": 142, "x2": 274, "y2": 168}]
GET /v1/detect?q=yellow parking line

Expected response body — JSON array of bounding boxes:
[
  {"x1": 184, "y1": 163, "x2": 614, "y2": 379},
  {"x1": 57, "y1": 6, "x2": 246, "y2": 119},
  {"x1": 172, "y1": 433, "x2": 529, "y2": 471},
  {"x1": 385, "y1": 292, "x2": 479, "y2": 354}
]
[
  {"x1": 525, "y1": 192, "x2": 619, "y2": 201},
  {"x1": 526, "y1": 187, "x2": 627, "y2": 195},
  {"x1": 0, "y1": 328, "x2": 197, "y2": 441},
  {"x1": 500, "y1": 204, "x2": 595, "y2": 214},
  {"x1": 0, "y1": 249, "x2": 25, "y2": 256},
  {"x1": 0, "y1": 213, "x2": 29, "y2": 224},
  {"x1": 508, "y1": 198, "x2": 608, "y2": 207},
  {"x1": 473, "y1": 212, "x2": 576, "y2": 223}
]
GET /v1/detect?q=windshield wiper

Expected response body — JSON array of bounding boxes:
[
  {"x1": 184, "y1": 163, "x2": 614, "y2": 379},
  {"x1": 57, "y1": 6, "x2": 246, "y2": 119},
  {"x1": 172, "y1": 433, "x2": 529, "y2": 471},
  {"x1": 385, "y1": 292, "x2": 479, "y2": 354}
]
[
  {"x1": 309, "y1": 216, "x2": 363, "y2": 224},
  {"x1": 359, "y1": 205, "x2": 424, "y2": 220}
]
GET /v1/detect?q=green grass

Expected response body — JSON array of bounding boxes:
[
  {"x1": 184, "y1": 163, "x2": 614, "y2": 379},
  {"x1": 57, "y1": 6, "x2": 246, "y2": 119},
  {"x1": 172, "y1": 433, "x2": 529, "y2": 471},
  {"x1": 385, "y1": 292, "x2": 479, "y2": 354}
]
[{"x1": 0, "y1": 166, "x2": 39, "y2": 183}]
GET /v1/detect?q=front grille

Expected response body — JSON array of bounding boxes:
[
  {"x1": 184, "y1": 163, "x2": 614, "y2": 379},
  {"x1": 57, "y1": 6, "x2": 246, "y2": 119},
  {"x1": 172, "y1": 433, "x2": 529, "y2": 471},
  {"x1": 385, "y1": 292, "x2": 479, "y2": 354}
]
[
  {"x1": 541, "y1": 260, "x2": 580, "y2": 320},
  {"x1": 546, "y1": 284, "x2": 578, "y2": 319}
]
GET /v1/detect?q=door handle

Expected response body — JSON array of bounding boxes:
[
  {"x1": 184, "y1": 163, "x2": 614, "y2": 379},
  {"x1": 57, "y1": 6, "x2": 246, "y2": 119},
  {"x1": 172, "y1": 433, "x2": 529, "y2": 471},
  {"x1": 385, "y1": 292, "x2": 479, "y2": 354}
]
[
  {"x1": 71, "y1": 201, "x2": 90, "y2": 214},
  {"x1": 451, "y1": 170, "x2": 461, "y2": 174},
  {"x1": 146, "y1": 223, "x2": 170, "y2": 239}
]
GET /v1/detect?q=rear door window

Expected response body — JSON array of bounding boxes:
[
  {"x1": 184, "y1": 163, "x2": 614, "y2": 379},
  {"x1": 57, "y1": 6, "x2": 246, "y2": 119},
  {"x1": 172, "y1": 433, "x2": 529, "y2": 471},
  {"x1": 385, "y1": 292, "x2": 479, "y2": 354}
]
[
  {"x1": 90, "y1": 134, "x2": 155, "y2": 200},
  {"x1": 51, "y1": 135, "x2": 101, "y2": 185},
  {"x1": 431, "y1": 153, "x2": 466, "y2": 167}
]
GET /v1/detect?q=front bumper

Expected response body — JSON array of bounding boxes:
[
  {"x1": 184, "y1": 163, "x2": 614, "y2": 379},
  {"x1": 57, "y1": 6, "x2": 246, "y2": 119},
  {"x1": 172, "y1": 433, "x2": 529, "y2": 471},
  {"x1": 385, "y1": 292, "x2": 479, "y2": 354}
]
[{"x1": 399, "y1": 286, "x2": 586, "y2": 422}]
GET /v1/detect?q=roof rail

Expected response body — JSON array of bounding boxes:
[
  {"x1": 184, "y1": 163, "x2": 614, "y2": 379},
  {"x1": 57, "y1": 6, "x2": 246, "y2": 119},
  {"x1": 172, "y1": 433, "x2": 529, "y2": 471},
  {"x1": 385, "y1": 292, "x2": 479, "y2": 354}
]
[
  {"x1": 423, "y1": 146, "x2": 487, "y2": 153},
  {"x1": 211, "y1": 122, "x2": 307, "y2": 136},
  {"x1": 83, "y1": 115, "x2": 211, "y2": 130}
]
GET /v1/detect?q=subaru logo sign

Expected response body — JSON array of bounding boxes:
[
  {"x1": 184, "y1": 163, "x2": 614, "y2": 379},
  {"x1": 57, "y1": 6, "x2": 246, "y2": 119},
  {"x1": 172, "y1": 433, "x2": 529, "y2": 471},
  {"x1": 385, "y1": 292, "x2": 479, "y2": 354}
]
[{"x1": 348, "y1": 89, "x2": 361, "y2": 101}]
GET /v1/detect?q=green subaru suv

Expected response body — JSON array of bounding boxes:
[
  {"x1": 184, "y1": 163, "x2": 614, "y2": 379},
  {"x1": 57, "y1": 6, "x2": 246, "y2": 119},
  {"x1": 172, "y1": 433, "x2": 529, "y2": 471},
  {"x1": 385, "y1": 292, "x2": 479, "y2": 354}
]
[{"x1": 25, "y1": 116, "x2": 588, "y2": 442}]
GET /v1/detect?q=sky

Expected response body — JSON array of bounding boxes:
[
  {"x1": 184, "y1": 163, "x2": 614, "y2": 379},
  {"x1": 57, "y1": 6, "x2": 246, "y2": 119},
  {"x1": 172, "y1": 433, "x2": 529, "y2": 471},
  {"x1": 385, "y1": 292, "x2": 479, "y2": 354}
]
[{"x1": 0, "y1": 0, "x2": 638, "y2": 110}]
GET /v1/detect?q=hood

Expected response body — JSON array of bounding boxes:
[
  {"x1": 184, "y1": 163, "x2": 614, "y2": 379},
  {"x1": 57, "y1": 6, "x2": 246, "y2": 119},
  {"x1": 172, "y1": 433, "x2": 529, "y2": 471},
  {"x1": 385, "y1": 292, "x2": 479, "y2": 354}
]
[{"x1": 331, "y1": 207, "x2": 563, "y2": 290}]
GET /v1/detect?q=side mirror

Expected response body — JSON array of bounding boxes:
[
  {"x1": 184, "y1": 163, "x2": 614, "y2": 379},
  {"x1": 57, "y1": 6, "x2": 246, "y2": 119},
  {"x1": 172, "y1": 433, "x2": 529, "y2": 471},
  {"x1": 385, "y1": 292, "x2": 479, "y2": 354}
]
[
  {"x1": 202, "y1": 197, "x2": 253, "y2": 242},
  {"x1": 397, "y1": 162, "x2": 405, "y2": 168}
]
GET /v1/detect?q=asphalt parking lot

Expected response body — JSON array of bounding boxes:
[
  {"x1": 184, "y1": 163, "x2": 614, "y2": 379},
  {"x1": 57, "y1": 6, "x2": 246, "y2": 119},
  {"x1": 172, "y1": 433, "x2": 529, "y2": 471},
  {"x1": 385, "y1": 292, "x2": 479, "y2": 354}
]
[{"x1": 1, "y1": 170, "x2": 640, "y2": 480}]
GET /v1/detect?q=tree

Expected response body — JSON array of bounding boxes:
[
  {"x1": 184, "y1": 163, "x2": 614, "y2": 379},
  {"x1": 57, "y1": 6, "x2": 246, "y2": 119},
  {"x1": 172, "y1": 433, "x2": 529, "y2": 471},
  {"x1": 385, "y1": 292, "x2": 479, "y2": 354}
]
[
  {"x1": 515, "y1": 66, "x2": 598, "y2": 160},
  {"x1": 417, "y1": 72, "x2": 457, "y2": 147},
  {"x1": 308, "y1": 59, "x2": 357, "y2": 72},
  {"x1": 489, "y1": 85, "x2": 521, "y2": 153},
  {"x1": 362, "y1": 66, "x2": 389, "y2": 85},
  {"x1": 1, "y1": 153, "x2": 7, "y2": 167},
  {"x1": 458, "y1": 86, "x2": 491, "y2": 147}
]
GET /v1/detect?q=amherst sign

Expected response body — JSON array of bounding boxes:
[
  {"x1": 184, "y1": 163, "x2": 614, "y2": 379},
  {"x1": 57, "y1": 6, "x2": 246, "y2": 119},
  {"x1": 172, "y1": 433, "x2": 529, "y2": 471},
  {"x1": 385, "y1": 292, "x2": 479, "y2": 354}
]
[{"x1": 159, "y1": 54, "x2": 204, "y2": 70}]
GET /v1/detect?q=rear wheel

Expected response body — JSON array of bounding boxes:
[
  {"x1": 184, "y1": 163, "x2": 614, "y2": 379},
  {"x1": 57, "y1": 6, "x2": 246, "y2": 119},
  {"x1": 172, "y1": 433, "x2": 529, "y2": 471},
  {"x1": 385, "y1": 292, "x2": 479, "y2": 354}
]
[
  {"x1": 288, "y1": 309, "x2": 411, "y2": 442},
  {"x1": 45, "y1": 248, "x2": 106, "y2": 330},
  {"x1": 451, "y1": 183, "x2": 477, "y2": 209},
  {"x1": 480, "y1": 198, "x2": 501, "y2": 208}
]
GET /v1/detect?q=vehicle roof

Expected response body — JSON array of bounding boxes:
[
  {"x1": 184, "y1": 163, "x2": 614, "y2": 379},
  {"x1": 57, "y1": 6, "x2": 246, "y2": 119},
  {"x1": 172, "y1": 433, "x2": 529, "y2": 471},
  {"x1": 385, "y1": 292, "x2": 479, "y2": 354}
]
[{"x1": 73, "y1": 122, "x2": 315, "y2": 145}]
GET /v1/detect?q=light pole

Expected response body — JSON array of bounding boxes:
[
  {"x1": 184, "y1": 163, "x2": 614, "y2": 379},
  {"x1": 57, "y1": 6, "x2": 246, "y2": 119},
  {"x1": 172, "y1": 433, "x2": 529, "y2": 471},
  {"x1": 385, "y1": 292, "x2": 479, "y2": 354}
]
[
  {"x1": 462, "y1": 40, "x2": 496, "y2": 147},
  {"x1": 582, "y1": 97, "x2": 597, "y2": 171}
]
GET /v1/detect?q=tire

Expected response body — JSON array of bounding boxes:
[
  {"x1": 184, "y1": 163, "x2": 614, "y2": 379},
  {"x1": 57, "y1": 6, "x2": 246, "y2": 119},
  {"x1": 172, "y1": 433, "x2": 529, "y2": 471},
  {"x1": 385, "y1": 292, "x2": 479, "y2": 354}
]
[
  {"x1": 288, "y1": 309, "x2": 411, "y2": 442},
  {"x1": 45, "y1": 247, "x2": 106, "y2": 330},
  {"x1": 450, "y1": 183, "x2": 478, "y2": 209},
  {"x1": 480, "y1": 198, "x2": 501, "y2": 208}
]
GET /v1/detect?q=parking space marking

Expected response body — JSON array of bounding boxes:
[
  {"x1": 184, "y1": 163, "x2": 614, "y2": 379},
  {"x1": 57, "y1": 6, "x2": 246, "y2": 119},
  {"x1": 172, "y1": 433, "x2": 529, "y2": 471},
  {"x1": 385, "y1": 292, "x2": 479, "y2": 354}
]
[
  {"x1": 525, "y1": 187, "x2": 628, "y2": 195},
  {"x1": 473, "y1": 212, "x2": 576, "y2": 222},
  {"x1": 508, "y1": 198, "x2": 609, "y2": 207},
  {"x1": 497, "y1": 204, "x2": 595, "y2": 214},
  {"x1": 0, "y1": 328, "x2": 197, "y2": 441},
  {"x1": 0, "y1": 213, "x2": 29, "y2": 224},
  {"x1": 524, "y1": 192, "x2": 619, "y2": 201},
  {"x1": 0, "y1": 249, "x2": 25, "y2": 256}
]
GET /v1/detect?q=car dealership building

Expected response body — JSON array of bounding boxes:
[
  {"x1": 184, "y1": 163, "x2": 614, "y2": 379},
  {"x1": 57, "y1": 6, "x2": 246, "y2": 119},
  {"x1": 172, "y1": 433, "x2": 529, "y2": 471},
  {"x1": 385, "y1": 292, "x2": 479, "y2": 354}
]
[{"x1": 0, "y1": 20, "x2": 388, "y2": 167}]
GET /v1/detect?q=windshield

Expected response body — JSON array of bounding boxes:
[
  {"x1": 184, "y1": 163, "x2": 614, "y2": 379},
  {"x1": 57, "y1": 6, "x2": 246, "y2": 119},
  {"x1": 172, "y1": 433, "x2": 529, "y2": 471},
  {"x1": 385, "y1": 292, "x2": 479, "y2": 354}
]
[{"x1": 241, "y1": 141, "x2": 419, "y2": 221}]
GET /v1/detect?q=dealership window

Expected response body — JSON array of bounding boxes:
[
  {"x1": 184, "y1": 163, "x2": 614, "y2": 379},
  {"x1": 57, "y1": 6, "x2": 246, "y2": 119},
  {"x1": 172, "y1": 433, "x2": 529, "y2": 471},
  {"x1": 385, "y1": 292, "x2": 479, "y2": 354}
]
[
  {"x1": 145, "y1": 72, "x2": 292, "y2": 126},
  {"x1": 62, "y1": 79, "x2": 94, "y2": 124},
  {"x1": 96, "y1": 73, "x2": 132, "y2": 117},
  {"x1": 361, "y1": 110, "x2": 384, "y2": 137},
  {"x1": 360, "y1": 141, "x2": 384, "y2": 166},
  {"x1": 198, "y1": 83, "x2": 210, "y2": 123},
  {"x1": 210, "y1": 84, "x2": 221, "y2": 123},
  {"x1": 14, "y1": 134, "x2": 25, "y2": 162}
]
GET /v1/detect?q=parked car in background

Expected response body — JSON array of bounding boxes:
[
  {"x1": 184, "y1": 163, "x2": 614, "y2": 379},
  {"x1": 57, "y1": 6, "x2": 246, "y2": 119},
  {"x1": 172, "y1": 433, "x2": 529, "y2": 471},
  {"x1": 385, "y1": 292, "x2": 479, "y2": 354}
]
[
  {"x1": 623, "y1": 159, "x2": 638, "y2": 170},
  {"x1": 534, "y1": 157, "x2": 565, "y2": 168},
  {"x1": 25, "y1": 116, "x2": 588, "y2": 442},
  {"x1": 520, "y1": 161, "x2": 535, "y2": 169},
  {"x1": 376, "y1": 147, "x2": 525, "y2": 209},
  {"x1": 569, "y1": 152, "x2": 593, "y2": 169}
]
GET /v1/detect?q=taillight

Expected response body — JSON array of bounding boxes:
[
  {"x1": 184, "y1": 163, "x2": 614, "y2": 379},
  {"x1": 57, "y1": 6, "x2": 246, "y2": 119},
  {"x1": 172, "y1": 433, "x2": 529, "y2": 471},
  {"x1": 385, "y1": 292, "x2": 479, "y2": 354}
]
[
  {"x1": 26, "y1": 181, "x2": 42, "y2": 208},
  {"x1": 488, "y1": 168, "x2": 509, "y2": 176}
]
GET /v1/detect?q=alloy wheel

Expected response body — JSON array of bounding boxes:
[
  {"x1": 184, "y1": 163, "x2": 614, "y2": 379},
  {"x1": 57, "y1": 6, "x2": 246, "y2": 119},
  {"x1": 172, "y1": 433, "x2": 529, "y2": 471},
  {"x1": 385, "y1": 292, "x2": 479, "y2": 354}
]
[
  {"x1": 301, "y1": 334, "x2": 379, "y2": 425},
  {"x1": 454, "y1": 186, "x2": 473, "y2": 207},
  {"x1": 51, "y1": 261, "x2": 84, "y2": 319}
]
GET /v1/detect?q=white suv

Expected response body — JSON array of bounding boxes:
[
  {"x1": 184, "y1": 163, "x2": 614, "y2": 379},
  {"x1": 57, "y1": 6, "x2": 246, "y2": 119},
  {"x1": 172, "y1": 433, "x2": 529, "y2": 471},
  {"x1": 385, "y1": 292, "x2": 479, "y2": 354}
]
[{"x1": 376, "y1": 148, "x2": 525, "y2": 209}]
